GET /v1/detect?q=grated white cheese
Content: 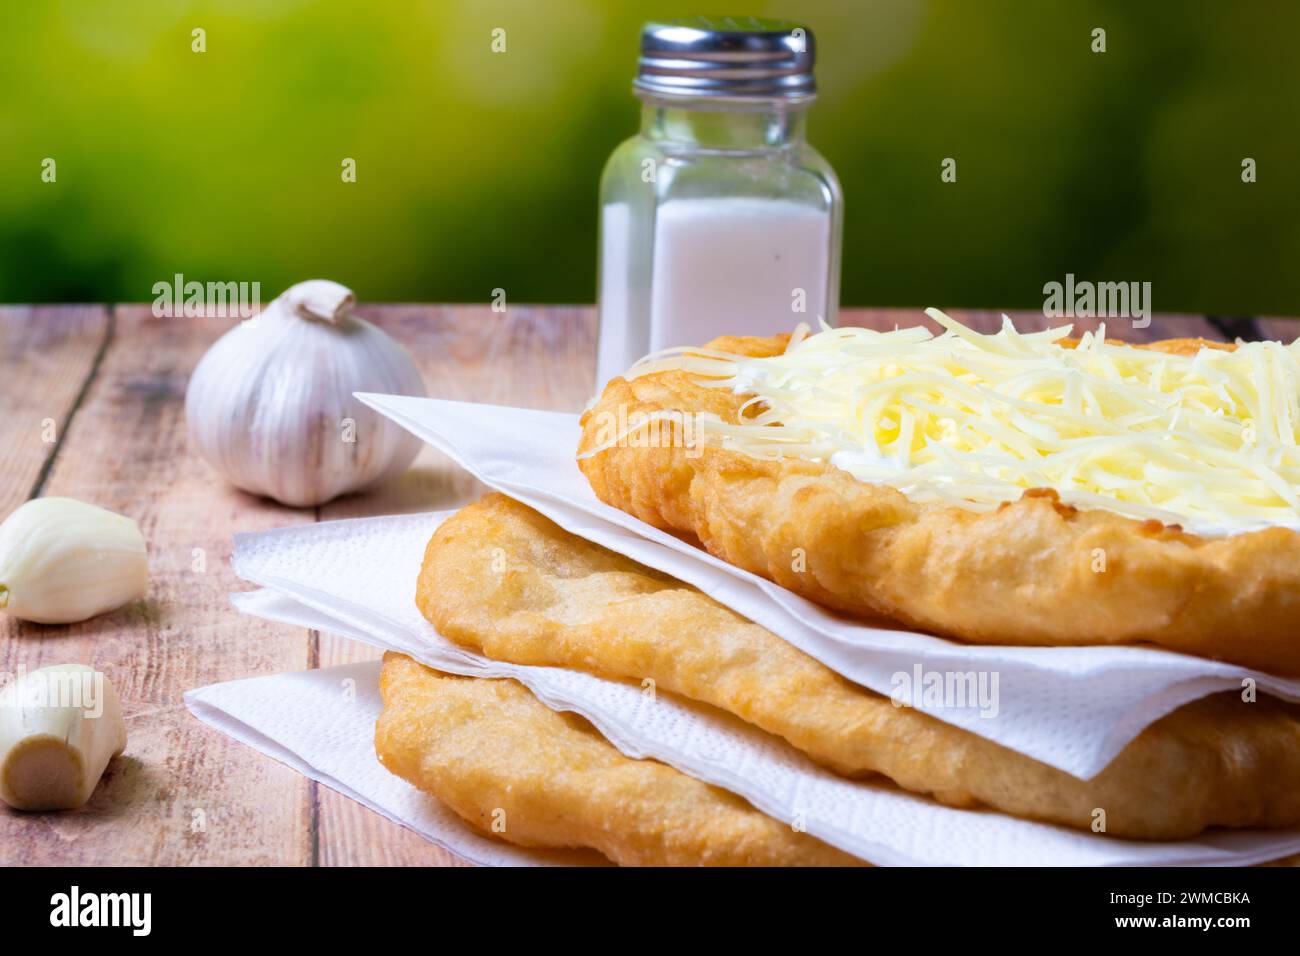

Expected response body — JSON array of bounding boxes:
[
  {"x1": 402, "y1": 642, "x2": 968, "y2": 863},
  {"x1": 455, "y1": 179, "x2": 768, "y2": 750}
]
[{"x1": 622, "y1": 310, "x2": 1300, "y2": 537}]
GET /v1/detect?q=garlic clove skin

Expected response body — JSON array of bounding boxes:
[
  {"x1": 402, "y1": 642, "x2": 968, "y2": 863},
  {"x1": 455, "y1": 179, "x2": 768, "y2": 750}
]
[
  {"x1": 0, "y1": 664, "x2": 127, "y2": 811},
  {"x1": 185, "y1": 280, "x2": 426, "y2": 508},
  {"x1": 0, "y1": 497, "x2": 149, "y2": 625}
]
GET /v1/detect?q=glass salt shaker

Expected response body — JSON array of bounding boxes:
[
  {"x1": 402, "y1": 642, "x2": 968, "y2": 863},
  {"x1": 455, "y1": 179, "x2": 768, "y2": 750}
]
[{"x1": 595, "y1": 16, "x2": 843, "y2": 389}]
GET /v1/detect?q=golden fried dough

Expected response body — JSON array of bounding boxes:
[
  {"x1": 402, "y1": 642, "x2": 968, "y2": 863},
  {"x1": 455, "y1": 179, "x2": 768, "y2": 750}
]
[
  {"x1": 375, "y1": 652, "x2": 859, "y2": 866},
  {"x1": 418, "y1": 494, "x2": 1300, "y2": 839},
  {"x1": 576, "y1": 334, "x2": 1300, "y2": 675}
]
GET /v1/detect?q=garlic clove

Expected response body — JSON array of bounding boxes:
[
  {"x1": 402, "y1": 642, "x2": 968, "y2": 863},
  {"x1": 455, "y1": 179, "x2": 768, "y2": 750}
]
[
  {"x1": 185, "y1": 280, "x2": 427, "y2": 508},
  {"x1": 0, "y1": 664, "x2": 127, "y2": 811},
  {"x1": 0, "y1": 497, "x2": 149, "y2": 624}
]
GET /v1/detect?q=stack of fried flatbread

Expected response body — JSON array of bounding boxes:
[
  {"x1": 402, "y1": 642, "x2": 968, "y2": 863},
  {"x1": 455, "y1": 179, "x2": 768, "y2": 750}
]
[{"x1": 375, "y1": 332, "x2": 1300, "y2": 866}]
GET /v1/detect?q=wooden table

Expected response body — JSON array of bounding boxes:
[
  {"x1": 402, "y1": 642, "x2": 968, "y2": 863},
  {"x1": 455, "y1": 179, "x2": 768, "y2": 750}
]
[{"x1": 0, "y1": 305, "x2": 1295, "y2": 866}]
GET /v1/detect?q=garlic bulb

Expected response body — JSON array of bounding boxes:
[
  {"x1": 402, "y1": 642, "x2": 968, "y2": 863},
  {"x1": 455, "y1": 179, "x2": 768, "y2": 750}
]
[
  {"x1": 185, "y1": 280, "x2": 426, "y2": 507},
  {"x1": 0, "y1": 664, "x2": 127, "y2": 810},
  {"x1": 0, "y1": 497, "x2": 149, "y2": 624}
]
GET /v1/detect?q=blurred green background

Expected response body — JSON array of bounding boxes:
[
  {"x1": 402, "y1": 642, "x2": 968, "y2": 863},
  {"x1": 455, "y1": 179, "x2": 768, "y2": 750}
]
[{"x1": 1, "y1": 0, "x2": 1296, "y2": 313}]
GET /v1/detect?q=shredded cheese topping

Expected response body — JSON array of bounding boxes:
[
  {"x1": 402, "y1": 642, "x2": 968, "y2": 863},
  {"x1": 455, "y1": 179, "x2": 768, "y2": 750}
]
[{"x1": 621, "y1": 309, "x2": 1300, "y2": 537}]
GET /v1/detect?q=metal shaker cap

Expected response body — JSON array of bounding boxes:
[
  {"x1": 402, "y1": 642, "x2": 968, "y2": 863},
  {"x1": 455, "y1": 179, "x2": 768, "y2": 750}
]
[{"x1": 634, "y1": 16, "x2": 816, "y2": 102}]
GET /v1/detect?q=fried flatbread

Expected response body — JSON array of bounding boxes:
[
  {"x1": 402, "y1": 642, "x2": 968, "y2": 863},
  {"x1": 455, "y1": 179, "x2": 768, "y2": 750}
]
[
  {"x1": 417, "y1": 494, "x2": 1300, "y2": 840},
  {"x1": 575, "y1": 334, "x2": 1300, "y2": 676},
  {"x1": 375, "y1": 652, "x2": 859, "y2": 866}
]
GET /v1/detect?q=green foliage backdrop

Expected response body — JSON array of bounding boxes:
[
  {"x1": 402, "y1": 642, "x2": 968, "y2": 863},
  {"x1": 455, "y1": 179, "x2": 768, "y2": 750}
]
[{"x1": 2, "y1": 0, "x2": 1296, "y2": 313}]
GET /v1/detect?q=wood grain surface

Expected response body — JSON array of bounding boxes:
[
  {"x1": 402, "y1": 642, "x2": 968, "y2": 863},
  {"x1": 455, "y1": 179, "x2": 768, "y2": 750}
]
[{"x1": 0, "y1": 304, "x2": 1295, "y2": 866}]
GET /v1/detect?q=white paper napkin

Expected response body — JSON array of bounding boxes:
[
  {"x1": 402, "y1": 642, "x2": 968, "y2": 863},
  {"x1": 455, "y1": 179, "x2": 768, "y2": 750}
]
[
  {"x1": 351, "y1": 394, "x2": 1300, "y2": 779},
  {"x1": 218, "y1": 510, "x2": 1300, "y2": 866},
  {"x1": 184, "y1": 660, "x2": 600, "y2": 867}
]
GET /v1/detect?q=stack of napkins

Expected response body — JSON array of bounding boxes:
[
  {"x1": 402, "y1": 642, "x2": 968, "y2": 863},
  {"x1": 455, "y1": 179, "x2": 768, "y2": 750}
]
[{"x1": 186, "y1": 397, "x2": 1300, "y2": 866}]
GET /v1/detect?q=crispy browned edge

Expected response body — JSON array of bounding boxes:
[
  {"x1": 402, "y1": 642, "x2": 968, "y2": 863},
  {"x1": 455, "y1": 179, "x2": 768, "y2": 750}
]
[
  {"x1": 374, "y1": 652, "x2": 860, "y2": 866},
  {"x1": 576, "y1": 333, "x2": 1300, "y2": 675}
]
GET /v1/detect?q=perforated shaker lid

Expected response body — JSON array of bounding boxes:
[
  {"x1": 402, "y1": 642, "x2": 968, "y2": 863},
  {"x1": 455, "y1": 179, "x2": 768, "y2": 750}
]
[{"x1": 634, "y1": 16, "x2": 816, "y2": 102}]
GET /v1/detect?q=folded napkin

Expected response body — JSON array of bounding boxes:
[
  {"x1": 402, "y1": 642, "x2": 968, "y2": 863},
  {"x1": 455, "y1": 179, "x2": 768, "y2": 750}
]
[
  {"x1": 352, "y1": 394, "x2": 1300, "y2": 779},
  {"x1": 215, "y1": 510, "x2": 1300, "y2": 866},
  {"x1": 184, "y1": 660, "x2": 597, "y2": 866}
]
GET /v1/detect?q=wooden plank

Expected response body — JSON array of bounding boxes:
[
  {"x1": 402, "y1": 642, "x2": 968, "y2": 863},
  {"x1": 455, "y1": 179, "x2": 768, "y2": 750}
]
[
  {"x1": 1257, "y1": 317, "x2": 1300, "y2": 343},
  {"x1": 0, "y1": 306, "x2": 110, "y2": 516},
  {"x1": 1202, "y1": 316, "x2": 1261, "y2": 342},
  {"x1": 0, "y1": 307, "x2": 314, "y2": 865},
  {"x1": 312, "y1": 304, "x2": 596, "y2": 865}
]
